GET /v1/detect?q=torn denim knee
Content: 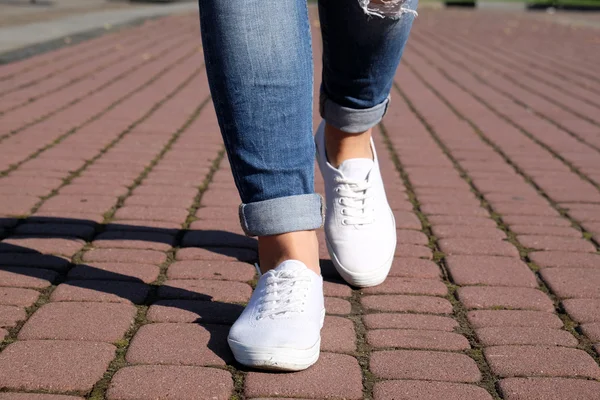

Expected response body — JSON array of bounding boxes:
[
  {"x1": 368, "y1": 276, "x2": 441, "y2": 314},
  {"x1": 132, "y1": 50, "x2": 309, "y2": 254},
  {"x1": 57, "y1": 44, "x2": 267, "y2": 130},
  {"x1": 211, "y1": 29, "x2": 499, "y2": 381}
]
[{"x1": 358, "y1": 0, "x2": 418, "y2": 19}]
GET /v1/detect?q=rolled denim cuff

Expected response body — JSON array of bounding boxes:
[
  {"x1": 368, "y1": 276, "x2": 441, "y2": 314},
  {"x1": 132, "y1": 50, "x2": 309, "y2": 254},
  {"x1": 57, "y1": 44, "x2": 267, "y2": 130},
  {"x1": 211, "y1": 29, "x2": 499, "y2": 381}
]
[
  {"x1": 320, "y1": 90, "x2": 390, "y2": 134},
  {"x1": 239, "y1": 193, "x2": 324, "y2": 237}
]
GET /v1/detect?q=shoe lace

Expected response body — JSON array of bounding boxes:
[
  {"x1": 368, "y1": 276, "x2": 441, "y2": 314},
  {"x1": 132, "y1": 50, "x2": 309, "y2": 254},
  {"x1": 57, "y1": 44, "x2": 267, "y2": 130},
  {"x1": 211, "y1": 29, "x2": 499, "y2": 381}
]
[
  {"x1": 257, "y1": 269, "x2": 311, "y2": 320},
  {"x1": 335, "y1": 177, "x2": 375, "y2": 226}
]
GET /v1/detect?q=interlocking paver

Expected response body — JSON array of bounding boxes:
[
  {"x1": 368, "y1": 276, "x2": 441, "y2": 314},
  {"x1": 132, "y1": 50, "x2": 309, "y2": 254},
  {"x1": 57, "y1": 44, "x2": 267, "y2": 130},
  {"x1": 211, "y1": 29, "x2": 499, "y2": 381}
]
[
  {"x1": 0, "y1": 340, "x2": 115, "y2": 392},
  {"x1": 167, "y1": 260, "x2": 256, "y2": 282},
  {"x1": 484, "y1": 346, "x2": 600, "y2": 379},
  {"x1": 438, "y1": 238, "x2": 519, "y2": 257},
  {"x1": 374, "y1": 380, "x2": 493, "y2": 400},
  {"x1": 446, "y1": 255, "x2": 537, "y2": 287},
  {"x1": 321, "y1": 316, "x2": 356, "y2": 353},
  {"x1": 126, "y1": 323, "x2": 232, "y2": 366},
  {"x1": 561, "y1": 299, "x2": 600, "y2": 323},
  {"x1": 0, "y1": 304, "x2": 26, "y2": 327},
  {"x1": 106, "y1": 365, "x2": 233, "y2": 400},
  {"x1": 82, "y1": 248, "x2": 167, "y2": 265},
  {"x1": 388, "y1": 258, "x2": 441, "y2": 279},
  {"x1": 18, "y1": 302, "x2": 136, "y2": 341},
  {"x1": 361, "y1": 277, "x2": 447, "y2": 296},
  {"x1": 540, "y1": 268, "x2": 600, "y2": 299},
  {"x1": 529, "y1": 251, "x2": 600, "y2": 269},
  {"x1": 363, "y1": 313, "x2": 458, "y2": 331},
  {"x1": 367, "y1": 329, "x2": 470, "y2": 351},
  {"x1": 50, "y1": 280, "x2": 149, "y2": 304},
  {"x1": 498, "y1": 377, "x2": 600, "y2": 400},
  {"x1": 362, "y1": 294, "x2": 453, "y2": 314},
  {"x1": 458, "y1": 287, "x2": 555, "y2": 312},
  {"x1": 475, "y1": 327, "x2": 578, "y2": 347},
  {"x1": 67, "y1": 262, "x2": 160, "y2": 283},
  {"x1": 0, "y1": 394, "x2": 85, "y2": 400},
  {"x1": 370, "y1": 350, "x2": 481, "y2": 382},
  {"x1": 0, "y1": 267, "x2": 57, "y2": 288},
  {"x1": 158, "y1": 279, "x2": 252, "y2": 302},
  {"x1": 0, "y1": 287, "x2": 40, "y2": 307},
  {"x1": 324, "y1": 297, "x2": 351, "y2": 315},
  {"x1": 245, "y1": 353, "x2": 363, "y2": 399}
]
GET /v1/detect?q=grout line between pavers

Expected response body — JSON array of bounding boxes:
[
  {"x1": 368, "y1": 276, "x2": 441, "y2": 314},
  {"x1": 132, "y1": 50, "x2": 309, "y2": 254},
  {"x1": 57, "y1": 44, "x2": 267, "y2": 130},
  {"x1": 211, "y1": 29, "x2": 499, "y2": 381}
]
[
  {"x1": 0, "y1": 25, "x2": 194, "y2": 116},
  {"x1": 0, "y1": 47, "x2": 200, "y2": 178},
  {"x1": 409, "y1": 33, "x2": 600, "y2": 155},
  {"x1": 391, "y1": 79, "x2": 600, "y2": 371},
  {"x1": 378, "y1": 123, "x2": 502, "y2": 400},
  {"x1": 0, "y1": 32, "x2": 197, "y2": 145}
]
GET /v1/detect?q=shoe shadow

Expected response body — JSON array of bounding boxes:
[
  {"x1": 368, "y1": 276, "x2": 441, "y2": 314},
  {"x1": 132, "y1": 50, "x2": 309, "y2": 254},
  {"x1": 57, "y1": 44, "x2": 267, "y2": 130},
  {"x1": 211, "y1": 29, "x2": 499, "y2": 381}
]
[{"x1": 0, "y1": 216, "x2": 344, "y2": 368}]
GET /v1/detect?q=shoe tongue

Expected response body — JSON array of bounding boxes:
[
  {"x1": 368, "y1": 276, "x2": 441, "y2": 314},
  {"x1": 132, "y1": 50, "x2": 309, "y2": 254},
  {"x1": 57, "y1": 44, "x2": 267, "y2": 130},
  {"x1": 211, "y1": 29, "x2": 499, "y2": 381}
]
[
  {"x1": 274, "y1": 260, "x2": 309, "y2": 274},
  {"x1": 337, "y1": 158, "x2": 373, "y2": 181}
]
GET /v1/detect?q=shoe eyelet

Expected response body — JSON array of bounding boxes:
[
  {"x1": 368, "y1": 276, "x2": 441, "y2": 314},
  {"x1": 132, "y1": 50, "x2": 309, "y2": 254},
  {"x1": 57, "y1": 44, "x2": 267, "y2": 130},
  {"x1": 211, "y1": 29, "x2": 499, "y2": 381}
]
[
  {"x1": 341, "y1": 219, "x2": 348, "y2": 226},
  {"x1": 341, "y1": 208, "x2": 347, "y2": 215}
]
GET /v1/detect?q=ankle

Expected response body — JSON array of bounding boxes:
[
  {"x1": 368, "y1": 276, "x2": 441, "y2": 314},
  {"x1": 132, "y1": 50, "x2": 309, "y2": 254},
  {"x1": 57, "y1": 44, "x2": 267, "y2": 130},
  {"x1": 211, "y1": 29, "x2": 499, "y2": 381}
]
[
  {"x1": 257, "y1": 230, "x2": 320, "y2": 275},
  {"x1": 324, "y1": 123, "x2": 373, "y2": 168}
]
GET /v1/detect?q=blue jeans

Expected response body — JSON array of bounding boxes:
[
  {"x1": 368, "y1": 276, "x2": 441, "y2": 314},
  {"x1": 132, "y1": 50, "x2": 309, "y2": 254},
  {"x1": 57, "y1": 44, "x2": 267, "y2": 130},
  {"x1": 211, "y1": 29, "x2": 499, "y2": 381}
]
[{"x1": 198, "y1": 0, "x2": 417, "y2": 236}]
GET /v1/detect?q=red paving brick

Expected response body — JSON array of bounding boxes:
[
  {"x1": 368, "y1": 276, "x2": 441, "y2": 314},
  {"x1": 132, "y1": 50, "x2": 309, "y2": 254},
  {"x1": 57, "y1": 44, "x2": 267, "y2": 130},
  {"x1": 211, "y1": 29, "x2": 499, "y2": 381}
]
[
  {"x1": 126, "y1": 323, "x2": 232, "y2": 366},
  {"x1": 2, "y1": 8, "x2": 600, "y2": 400},
  {"x1": 245, "y1": 353, "x2": 363, "y2": 399},
  {"x1": 370, "y1": 350, "x2": 481, "y2": 382},
  {"x1": 484, "y1": 346, "x2": 600, "y2": 379},
  {"x1": 0, "y1": 395, "x2": 84, "y2": 400},
  {"x1": 19, "y1": 302, "x2": 136, "y2": 341},
  {"x1": 107, "y1": 365, "x2": 233, "y2": 400},
  {"x1": 0, "y1": 340, "x2": 115, "y2": 392},
  {"x1": 374, "y1": 380, "x2": 493, "y2": 400},
  {"x1": 498, "y1": 377, "x2": 600, "y2": 400}
]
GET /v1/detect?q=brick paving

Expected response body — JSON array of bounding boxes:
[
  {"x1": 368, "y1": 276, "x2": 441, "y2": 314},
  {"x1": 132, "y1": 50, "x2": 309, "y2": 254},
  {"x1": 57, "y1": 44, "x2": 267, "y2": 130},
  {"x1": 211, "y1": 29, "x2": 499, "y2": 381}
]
[{"x1": 0, "y1": 6, "x2": 599, "y2": 400}]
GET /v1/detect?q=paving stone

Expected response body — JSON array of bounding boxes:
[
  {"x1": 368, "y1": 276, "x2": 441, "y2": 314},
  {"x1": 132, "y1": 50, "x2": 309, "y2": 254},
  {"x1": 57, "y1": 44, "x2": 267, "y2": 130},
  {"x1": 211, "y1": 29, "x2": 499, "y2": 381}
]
[
  {"x1": 362, "y1": 294, "x2": 453, "y2": 314},
  {"x1": 0, "y1": 237, "x2": 85, "y2": 258},
  {"x1": 498, "y1": 377, "x2": 600, "y2": 400},
  {"x1": 182, "y1": 230, "x2": 257, "y2": 249},
  {"x1": 438, "y1": 238, "x2": 519, "y2": 257},
  {"x1": 325, "y1": 297, "x2": 351, "y2": 315},
  {"x1": 509, "y1": 225, "x2": 582, "y2": 238},
  {"x1": 374, "y1": 380, "x2": 493, "y2": 400},
  {"x1": 50, "y1": 280, "x2": 149, "y2": 304},
  {"x1": 518, "y1": 235, "x2": 596, "y2": 253},
  {"x1": 93, "y1": 231, "x2": 175, "y2": 251},
  {"x1": 395, "y1": 244, "x2": 433, "y2": 259},
  {"x1": 393, "y1": 211, "x2": 422, "y2": 230},
  {"x1": 82, "y1": 248, "x2": 167, "y2": 265},
  {"x1": 541, "y1": 268, "x2": 600, "y2": 299},
  {"x1": 167, "y1": 260, "x2": 256, "y2": 282},
  {"x1": 19, "y1": 302, "x2": 136, "y2": 341},
  {"x1": 361, "y1": 277, "x2": 447, "y2": 296},
  {"x1": 446, "y1": 255, "x2": 536, "y2": 287},
  {"x1": 367, "y1": 329, "x2": 469, "y2": 350},
  {"x1": 363, "y1": 313, "x2": 459, "y2": 331},
  {"x1": 457, "y1": 287, "x2": 554, "y2": 312},
  {"x1": 562, "y1": 299, "x2": 600, "y2": 323},
  {"x1": 68, "y1": 262, "x2": 160, "y2": 283},
  {"x1": 0, "y1": 253, "x2": 70, "y2": 271},
  {"x1": 176, "y1": 247, "x2": 257, "y2": 262},
  {"x1": 245, "y1": 353, "x2": 363, "y2": 399},
  {"x1": 0, "y1": 267, "x2": 57, "y2": 288},
  {"x1": 432, "y1": 225, "x2": 506, "y2": 239},
  {"x1": 321, "y1": 316, "x2": 356, "y2": 353},
  {"x1": 0, "y1": 304, "x2": 26, "y2": 327},
  {"x1": 502, "y1": 216, "x2": 571, "y2": 227},
  {"x1": 389, "y1": 258, "x2": 442, "y2": 279},
  {"x1": 106, "y1": 365, "x2": 232, "y2": 400},
  {"x1": 323, "y1": 280, "x2": 352, "y2": 297},
  {"x1": 147, "y1": 300, "x2": 243, "y2": 325},
  {"x1": 0, "y1": 394, "x2": 84, "y2": 400},
  {"x1": 484, "y1": 346, "x2": 600, "y2": 379},
  {"x1": 580, "y1": 323, "x2": 600, "y2": 342},
  {"x1": 113, "y1": 206, "x2": 189, "y2": 223},
  {"x1": 396, "y1": 229, "x2": 429, "y2": 245},
  {"x1": 370, "y1": 350, "x2": 481, "y2": 382},
  {"x1": 529, "y1": 251, "x2": 600, "y2": 269},
  {"x1": 159, "y1": 279, "x2": 252, "y2": 303},
  {"x1": 0, "y1": 287, "x2": 40, "y2": 307},
  {"x1": 428, "y1": 215, "x2": 497, "y2": 227},
  {"x1": 0, "y1": 340, "x2": 115, "y2": 392},
  {"x1": 476, "y1": 327, "x2": 578, "y2": 347},
  {"x1": 492, "y1": 203, "x2": 560, "y2": 217},
  {"x1": 467, "y1": 310, "x2": 563, "y2": 329},
  {"x1": 105, "y1": 220, "x2": 181, "y2": 233},
  {"x1": 126, "y1": 323, "x2": 232, "y2": 366}
]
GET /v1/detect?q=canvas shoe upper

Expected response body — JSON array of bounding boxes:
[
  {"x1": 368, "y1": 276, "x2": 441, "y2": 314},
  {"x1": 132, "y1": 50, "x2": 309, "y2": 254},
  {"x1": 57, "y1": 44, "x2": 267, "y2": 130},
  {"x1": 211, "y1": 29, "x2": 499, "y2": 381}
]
[{"x1": 315, "y1": 121, "x2": 396, "y2": 287}]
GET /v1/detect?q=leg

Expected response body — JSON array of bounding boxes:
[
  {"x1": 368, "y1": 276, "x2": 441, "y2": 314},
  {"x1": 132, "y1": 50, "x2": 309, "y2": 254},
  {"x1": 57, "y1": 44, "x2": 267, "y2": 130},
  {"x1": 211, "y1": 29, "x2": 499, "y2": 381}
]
[
  {"x1": 198, "y1": 0, "x2": 324, "y2": 371},
  {"x1": 315, "y1": 0, "x2": 417, "y2": 286},
  {"x1": 198, "y1": 0, "x2": 321, "y2": 273}
]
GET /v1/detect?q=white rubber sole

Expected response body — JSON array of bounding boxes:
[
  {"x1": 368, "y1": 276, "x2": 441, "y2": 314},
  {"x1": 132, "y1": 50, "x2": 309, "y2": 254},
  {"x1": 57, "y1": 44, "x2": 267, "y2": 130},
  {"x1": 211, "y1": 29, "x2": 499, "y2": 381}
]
[
  {"x1": 326, "y1": 212, "x2": 396, "y2": 288},
  {"x1": 227, "y1": 310, "x2": 326, "y2": 372}
]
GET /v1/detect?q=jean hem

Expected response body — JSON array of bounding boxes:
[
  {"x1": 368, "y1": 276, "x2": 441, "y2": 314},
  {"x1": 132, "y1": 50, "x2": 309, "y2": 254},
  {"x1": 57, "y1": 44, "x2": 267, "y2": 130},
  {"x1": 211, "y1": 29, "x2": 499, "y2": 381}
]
[
  {"x1": 239, "y1": 193, "x2": 325, "y2": 237},
  {"x1": 319, "y1": 90, "x2": 390, "y2": 133}
]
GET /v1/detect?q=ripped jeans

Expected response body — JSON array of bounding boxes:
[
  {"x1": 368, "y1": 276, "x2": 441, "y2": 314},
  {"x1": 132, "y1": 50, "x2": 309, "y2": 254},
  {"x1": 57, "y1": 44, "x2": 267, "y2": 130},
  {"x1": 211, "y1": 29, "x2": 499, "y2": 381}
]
[{"x1": 198, "y1": 0, "x2": 417, "y2": 236}]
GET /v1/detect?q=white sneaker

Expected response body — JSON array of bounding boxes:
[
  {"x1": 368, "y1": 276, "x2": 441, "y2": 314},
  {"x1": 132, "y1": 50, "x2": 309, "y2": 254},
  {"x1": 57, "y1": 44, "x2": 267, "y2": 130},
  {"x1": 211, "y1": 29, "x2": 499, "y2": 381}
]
[
  {"x1": 315, "y1": 121, "x2": 396, "y2": 287},
  {"x1": 227, "y1": 260, "x2": 325, "y2": 371}
]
